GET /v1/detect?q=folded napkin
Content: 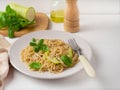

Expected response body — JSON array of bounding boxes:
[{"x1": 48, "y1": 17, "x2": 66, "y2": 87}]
[{"x1": 0, "y1": 35, "x2": 10, "y2": 90}]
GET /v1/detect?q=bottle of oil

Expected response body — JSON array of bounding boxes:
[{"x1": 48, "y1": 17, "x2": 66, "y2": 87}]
[{"x1": 50, "y1": 0, "x2": 65, "y2": 23}]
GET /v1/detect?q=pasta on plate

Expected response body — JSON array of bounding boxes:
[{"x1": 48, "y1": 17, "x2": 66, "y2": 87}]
[{"x1": 21, "y1": 38, "x2": 79, "y2": 73}]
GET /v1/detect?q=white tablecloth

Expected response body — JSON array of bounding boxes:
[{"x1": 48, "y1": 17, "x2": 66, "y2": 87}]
[{"x1": 4, "y1": 14, "x2": 120, "y2": 90}]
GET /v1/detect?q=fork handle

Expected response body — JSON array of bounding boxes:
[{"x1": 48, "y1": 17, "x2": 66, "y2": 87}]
[{"x1": 79, "y1": 55, "x2": 96, "y2": 77}]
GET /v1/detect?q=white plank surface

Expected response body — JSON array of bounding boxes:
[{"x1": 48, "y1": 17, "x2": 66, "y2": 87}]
[
  {"x1": 0, "y1": 0, "x2": 120, "y2": 90},
  {"x1": 5, "y1": 14, "x2": 120, "y2": 90},
  {"x1": 0, "y1": 0, "x2": 120, "y2": 14},
  {"x1": 78, "y1": 0, "x2": 120, "y2": 14}
]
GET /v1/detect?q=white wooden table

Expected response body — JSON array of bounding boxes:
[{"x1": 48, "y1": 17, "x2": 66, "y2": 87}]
[{"x1": 1, "y1": 0, "x2": 120, "y2": 90}]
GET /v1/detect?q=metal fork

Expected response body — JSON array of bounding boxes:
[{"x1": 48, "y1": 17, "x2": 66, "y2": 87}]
[{"x1": 68, "y1": 38, "x2": 96, "y2": 77}]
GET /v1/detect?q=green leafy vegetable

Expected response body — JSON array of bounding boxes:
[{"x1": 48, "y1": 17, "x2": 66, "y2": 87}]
[
  {"x1": 61, "y1": 55, "x2": 72, "y2": 67},
  {"x1": 29, "y1": 38, "x2": 49, "y2": 53},
  {"x1": 29, "y1": 42, "x2": 36, "y2": 46},
  {"x1": 34, "y1": 45, "x2": 40, "y2": 53},
  {"x1": 32, "y1": 38, "x2": 36, "y2": 42},
  {"x1": 0, "y1": 5, "x2": 34, "y2": 38},
  {"x1": 38, "y1": 39, "x2": 44, "y2": 45},
  {"x1": 29, "y1": 62, "x2": 41, "y2": 69},
  {"x1": 40, "y1": 44, "x2": 49, "y2": 52},
  {"x1": 8, "y1": 29, "x2": 14, "y2": 38}
]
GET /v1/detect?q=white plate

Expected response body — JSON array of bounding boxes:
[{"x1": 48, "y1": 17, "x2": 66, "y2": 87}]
[{"x1": 9, "y1": 30, "x2": 92, "y2": 79}]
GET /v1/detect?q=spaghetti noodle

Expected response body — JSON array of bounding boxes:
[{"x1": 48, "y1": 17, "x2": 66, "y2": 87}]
[{"x1": 21, "y1": 38, "x2": 79, "y2": 73}]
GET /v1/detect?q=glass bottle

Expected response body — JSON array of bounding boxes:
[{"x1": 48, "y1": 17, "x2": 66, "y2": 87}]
[{"x1": 50, "y1": 0, "x2": 65, "y2": 23}]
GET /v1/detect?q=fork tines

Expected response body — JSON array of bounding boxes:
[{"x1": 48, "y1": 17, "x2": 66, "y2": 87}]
[{"x1": 68, "y1": 38, "x2": 82, "y2": 53}]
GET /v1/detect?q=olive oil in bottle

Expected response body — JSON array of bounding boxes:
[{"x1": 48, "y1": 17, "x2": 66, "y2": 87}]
[
  {"x1": 50, "y1": 10, "x2": 64, "y2": 23},
  {"x1": 50, "y1": 0, "x2": 65, "y2": 23}
]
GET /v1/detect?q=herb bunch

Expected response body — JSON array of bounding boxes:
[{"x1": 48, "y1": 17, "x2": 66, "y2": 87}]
[{"x1": 0, "y1": 5, "x2": 34, "y2": 38}]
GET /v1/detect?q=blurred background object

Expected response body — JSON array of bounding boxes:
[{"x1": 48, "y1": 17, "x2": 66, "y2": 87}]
[
  {"x1": 50, "y1": 0, "x2": 65, "y2": 23},
  {"x1": 0, "y1": 0, "x2": 119, "y2": 15}
]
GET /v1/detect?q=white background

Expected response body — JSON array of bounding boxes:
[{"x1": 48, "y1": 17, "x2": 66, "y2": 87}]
[
  {"x1": 0, "y1": 0, "x2": 120, "y2": 90},
  {"x1": 0, "y1": 0, "x2": 120, "y2": 14}
]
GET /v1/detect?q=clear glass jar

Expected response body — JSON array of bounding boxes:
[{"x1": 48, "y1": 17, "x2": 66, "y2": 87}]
[{"x1": 50, "y1": 0, "x2": 65, "y2": 23}]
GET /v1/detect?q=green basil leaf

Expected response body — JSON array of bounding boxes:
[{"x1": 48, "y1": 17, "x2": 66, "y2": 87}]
[
  {"x1": 38, "y1": 39, "x2": 44, "y2": 45},
  {"x1": 0, "y1": 5, "x2": 34, "y2": 38},
  {"x1": 30, "y1": 38, "x2": 49, "y2": 53},
  {"x1": 29, "y1": 62, "x2": 41, "y2": 69},
  {"x1": 61, "y1": 55, "x2": 72, "y2": 67},
  {"x1": 29, "y1": 42, "x2": 37, "y2": 46},
  {"x1": 8, "y1": 29, "x2": 14, "y2": 38},
  {"x1": 41, "y1": 44, "x2": 49, "y2": 52},
  {"x1": 32, "y1": 38, "x2": 36, "y2": 42},
  {"x1": 34, "y1": 45, "x2": 40, "y2": 53},
  {"x1": 6, "y1": 5, "x2": 16, "y2": 16}
]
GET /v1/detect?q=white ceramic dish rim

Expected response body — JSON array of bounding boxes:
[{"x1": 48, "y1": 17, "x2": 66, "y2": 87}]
[{"x1": 9, "y1": 30, "x2": 92, "y2": 79}]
